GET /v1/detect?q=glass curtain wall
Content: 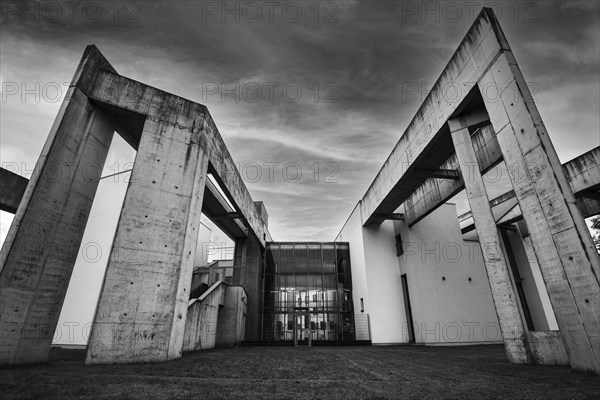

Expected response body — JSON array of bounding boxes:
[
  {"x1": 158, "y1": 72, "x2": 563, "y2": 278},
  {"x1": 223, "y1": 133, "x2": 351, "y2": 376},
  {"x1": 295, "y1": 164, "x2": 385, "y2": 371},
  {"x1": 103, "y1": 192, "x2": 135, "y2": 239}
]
[{"x1": 262, "y1": 242, "x2": 355, "y2": 341}]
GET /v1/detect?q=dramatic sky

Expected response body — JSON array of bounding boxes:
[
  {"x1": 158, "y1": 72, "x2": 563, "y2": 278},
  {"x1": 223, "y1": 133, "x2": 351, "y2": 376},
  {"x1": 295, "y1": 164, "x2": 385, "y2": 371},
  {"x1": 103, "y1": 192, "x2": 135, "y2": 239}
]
[
  {"x1": 0, "y1": 1, "x2": 600, "y2": 241},
  {"x1": 1, "y1": 1, "x2": 599, "y2": 243},
  {"x1": 1, "y1": 0, "x2": 598, "y2": 344}
]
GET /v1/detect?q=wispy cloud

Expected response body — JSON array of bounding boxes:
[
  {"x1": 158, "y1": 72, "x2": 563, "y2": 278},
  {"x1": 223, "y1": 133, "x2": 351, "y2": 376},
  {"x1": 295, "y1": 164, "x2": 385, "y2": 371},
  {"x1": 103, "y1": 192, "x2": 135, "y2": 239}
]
[{"x1": 1, "y1": 0, "x2": 598, "y2": 243}]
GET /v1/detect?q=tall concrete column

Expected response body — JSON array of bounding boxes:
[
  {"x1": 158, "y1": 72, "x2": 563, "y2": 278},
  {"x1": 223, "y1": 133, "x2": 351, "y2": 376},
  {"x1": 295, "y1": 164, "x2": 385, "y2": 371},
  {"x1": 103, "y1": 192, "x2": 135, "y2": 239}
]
[
  {"x1": 479, "y1": 52, "x2": 600, "y2": 372},
  {"x1": 233, "y1": 236, "x2": 263, "y2": 341},
  {"x1": 0, "y1": 90, "x2": 115, "y2": 365},
  {"x1": 86, "y1": 117, "x2": 208, "y2": 364},
  {"x1": 450, "y1": 119, "x2": 530, "y2": 364}
]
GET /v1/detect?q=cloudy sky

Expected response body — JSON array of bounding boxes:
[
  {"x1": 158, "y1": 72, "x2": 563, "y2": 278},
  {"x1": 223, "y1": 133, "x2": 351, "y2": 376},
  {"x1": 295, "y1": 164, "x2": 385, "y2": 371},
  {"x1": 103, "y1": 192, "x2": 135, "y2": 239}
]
[{"x1": 1, "y1": 0, "x2": 599, "y2": 245}]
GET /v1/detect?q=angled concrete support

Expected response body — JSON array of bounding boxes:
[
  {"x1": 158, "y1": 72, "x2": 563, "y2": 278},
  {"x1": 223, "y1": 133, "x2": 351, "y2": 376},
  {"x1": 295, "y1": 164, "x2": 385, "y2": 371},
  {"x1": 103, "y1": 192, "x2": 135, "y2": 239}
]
[
  {"x1": 86, "y1": 117, "x2": 209, "y2": 364},
  {"x1": 0, "y1": 86, "x2": 115, "y2": 365},
  {"x1": 479, "y1": 52, "x2": 600, "y2": 372},
  {"x1": 450, "y1": 120, "x2": 530, "y2": 364}
]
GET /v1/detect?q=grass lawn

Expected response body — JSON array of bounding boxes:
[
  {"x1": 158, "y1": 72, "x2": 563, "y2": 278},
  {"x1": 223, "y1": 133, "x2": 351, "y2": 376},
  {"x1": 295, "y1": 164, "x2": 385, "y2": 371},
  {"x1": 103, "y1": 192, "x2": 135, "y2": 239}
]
[{"x1": 1, "y1": 344, "x2": 599, "y2": 399}]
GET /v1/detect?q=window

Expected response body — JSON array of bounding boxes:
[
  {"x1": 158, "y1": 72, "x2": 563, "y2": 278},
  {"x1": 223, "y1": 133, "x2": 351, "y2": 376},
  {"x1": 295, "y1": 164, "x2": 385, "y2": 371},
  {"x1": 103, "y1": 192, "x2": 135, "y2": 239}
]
[{"x1": 395, "y1": 234, "x2": 403, "y2": 256}]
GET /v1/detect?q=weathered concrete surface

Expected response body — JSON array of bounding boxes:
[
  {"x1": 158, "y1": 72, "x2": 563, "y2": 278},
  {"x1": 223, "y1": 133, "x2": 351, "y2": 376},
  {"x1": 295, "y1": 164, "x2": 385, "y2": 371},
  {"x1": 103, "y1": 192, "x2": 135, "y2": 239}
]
[
  {"x1": 182, "y1": 281, "x2": 225, "y2": 352},
  {"x1": 86, "y1": 115, "x2": 209, "y2": 364},
  {"x1": 480, "y1": 48, "x2": 600, "y2": 372},
  {"x1": 233, "y1": 236, "x2": 263, "y2": 341},
  {"x1": 405, "y1": 124, "x2": 502, "y2": 226},
  {"x1": 450, "y1": 121, "x2": 529, "y2": 364},
  {"x1": 0, "y1": 169, "x2": 28, "y2": 214},
  {"x1": 564, "y1": 147, "x2": 600, "y2": 198},
  {"x1": 87, "y1": 70, "x2": 266, "y2": 247},
  {"x1": 216, "y1": 286, "x2": 247, "y2": 347},
  {"x1": 0, "y1": 45, "x2": 118, "y2": 366},
  {"x1": 458, "y1": 147, "x2": 600, "y2": 228},
  {"x1": 526, "y1": 331, "x2": 569, "y2": 366},
  {"x1": 360, "y1": 8, "x2": 504, "y2": 225},
  {"x1": 0, "y1": 44, "x2": 270, "y2": 365}
]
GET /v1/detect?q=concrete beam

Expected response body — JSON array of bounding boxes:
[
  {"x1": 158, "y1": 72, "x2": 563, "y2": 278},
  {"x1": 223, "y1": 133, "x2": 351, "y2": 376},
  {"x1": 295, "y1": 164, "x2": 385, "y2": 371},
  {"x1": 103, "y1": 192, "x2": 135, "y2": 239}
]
[
  {"x1": 412, "y1": 169, "x2": 460, "y2": 180},
  {"x1": 459, "y1": 190, "x2": 516, "y2": 223},
  {"x1": 480, "y1": 49, "x2": 600, "y2": 372},
  {"x1": 459, "y1": 148, "x2": 600, "y2": 230},
  {"x1": 0, "y1": 168, "x2": 28, "y2": 214},
  {"x1": 360, "y1": 8, "x2": 503, "y2": 226},
  {"x1": 405, "y1": 124, "x2": 502, "y2": 226},
  {"x1": 450, "y1": 120, "x2": 530, "y2": 364},
  {"x1": 87, "y1": 70, "x2": 266, "y2": 247},
  {"x1": 563, "y1": 147, "x2": 600, "y2": 197}
]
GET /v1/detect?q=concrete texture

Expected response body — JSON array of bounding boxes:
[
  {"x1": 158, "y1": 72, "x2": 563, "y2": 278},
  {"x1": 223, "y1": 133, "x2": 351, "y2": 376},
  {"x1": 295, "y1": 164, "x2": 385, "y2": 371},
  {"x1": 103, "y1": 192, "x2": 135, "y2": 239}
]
[
  {"x1": 480, "y1": 50, "x2": 600, "y2": 372},
  {"x1": 233, "y1": 237, "x2": 263, "y2": 341},
  {"x1": 0, "y1": 168, "x2": 28, "y2": 214},
  {"x1": 0, "y1": 45, "x2": 117, "y2": 365},
  {"x1": 404, "y1": 122, "x2": 502, "y2": 227},
  {"x1": 1, "y1": 45, "x2": 269, "y2": 366},
  {"x1": 526, "y1": 331, "x2": 569, "y2": 366},
  {"x1": 87, "y1": 70, "x2": 267, "y2": 247},
  {"x1": 183, "y1": 281, "x2": 225, "y2": 352},
  {"x1": 86, "y1": 116, "x2": 210, "y2": 364},
  {"x1": 450, "y1": 122, "x2": 529, "y2": 364},
  {"x1": 360, "y1": 9, "x2": 503, "y2": 225},
  {"x1": 216, "y1": 286, "x2": 247, "y2": 347}
]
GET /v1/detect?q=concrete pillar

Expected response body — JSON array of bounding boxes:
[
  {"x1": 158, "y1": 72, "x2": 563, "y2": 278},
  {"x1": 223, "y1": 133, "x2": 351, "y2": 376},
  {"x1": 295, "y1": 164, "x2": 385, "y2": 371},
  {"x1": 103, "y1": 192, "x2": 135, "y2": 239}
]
[
  {"x1": 216, "y1": 286, "x2": 247, "y2": 347},
  {"x1": 86, "y1": 117, "x2": 208, "y2": 364},
  {"x1": 479, "y1": 52, "x2": 600, "y2": 372},
  {"x1": 450, "y1": 120, "x2": 530, "y2": 364},
  {"x1": 0, "y1": 90, "x2": 115, "y2": 365},
  {"x1": 233, "y1": 237, "x2": 263, "y2": 341}
]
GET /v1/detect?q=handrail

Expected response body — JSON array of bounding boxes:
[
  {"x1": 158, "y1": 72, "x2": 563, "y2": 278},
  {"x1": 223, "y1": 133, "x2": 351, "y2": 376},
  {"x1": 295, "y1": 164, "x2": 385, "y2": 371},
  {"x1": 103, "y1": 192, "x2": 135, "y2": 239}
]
[{"x1": 189, "y1": 280, "x2": 223, "y2": 306}]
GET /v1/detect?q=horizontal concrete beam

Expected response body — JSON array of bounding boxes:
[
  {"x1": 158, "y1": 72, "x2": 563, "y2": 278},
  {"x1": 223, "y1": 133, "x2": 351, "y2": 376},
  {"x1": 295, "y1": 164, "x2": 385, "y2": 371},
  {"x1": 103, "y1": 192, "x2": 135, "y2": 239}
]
[
  {"x1": 413, "y1": 169, "x2": 460, "y2": 180},
  {"x1": 0, "y1": 168, "x2": 28, "y2": 214},
  {"x1": 459, "y1": 148, "x2": 600, "y2": 232},
  {"x1": 405, "y1": 124, "x2": 502, "y2": 226},
  {"x1": 87, "y1": 70, "x2": 266, "y2": 247},
  {"x1": 0, "y1": 166, "x2": 250, "y2": 240},
  {"x1": 459, "y1": 189, "x2": 516, "y2": 222},
  {"x1": 373, "y1": 212, "x2": 405, "y2": 221},
  {"x1": 360, "y1": 8, "x2": 506, "y2": 226},
  {"x1": 563, "y1": 146, "x2": 600, "y2": 196}
]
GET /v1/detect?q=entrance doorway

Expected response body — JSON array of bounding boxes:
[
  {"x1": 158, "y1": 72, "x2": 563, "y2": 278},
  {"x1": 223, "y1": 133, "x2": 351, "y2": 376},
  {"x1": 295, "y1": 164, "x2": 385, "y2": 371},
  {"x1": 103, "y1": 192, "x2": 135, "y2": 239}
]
[
  {"x1": 293, "y1": 307, "x2": 312, "y2": 346},
  {"x1": 401, "y1": 274, "x2": 415, "y2": 343}
]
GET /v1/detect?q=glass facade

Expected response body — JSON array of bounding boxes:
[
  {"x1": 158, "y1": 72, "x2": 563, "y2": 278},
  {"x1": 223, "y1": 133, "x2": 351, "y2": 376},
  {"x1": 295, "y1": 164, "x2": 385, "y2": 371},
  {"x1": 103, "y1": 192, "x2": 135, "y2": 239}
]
[{"x1": 262, "y1": 242, "x2": 355, "y2": 342}]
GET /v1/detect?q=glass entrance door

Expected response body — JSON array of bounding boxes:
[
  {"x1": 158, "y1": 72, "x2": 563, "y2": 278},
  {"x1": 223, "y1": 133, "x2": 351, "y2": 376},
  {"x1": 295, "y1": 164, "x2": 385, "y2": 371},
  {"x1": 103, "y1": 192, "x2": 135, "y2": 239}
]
[{"x1": 293, "y1": 307, "x2": 311, "y2": 346}]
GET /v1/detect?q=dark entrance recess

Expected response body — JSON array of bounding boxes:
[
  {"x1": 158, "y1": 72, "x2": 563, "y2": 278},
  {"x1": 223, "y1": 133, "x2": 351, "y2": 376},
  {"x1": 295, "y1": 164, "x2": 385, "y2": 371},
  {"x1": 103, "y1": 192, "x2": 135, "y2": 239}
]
[{"x1": 401, "y1": 274, "x2": 415, "y2": 343}]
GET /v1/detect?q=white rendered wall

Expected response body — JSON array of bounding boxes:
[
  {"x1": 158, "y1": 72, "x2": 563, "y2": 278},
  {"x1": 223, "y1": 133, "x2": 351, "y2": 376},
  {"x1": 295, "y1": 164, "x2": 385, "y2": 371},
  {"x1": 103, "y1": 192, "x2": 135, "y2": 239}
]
[
  {"x1": 336, "y1": 203, "x2": 407, "y2": 344},
  {"x1": 362, "y1": 220, "x2": 408, "y2": 344},
  {"x1": 521, "y1": 235, "x2": 559, "y2": 330},
  {"x1": 395, "y1": 204, "x2": 502, "y2": 344},
  {"x1": 335, "y1": 204, "x2": 370, "y2": 340}
]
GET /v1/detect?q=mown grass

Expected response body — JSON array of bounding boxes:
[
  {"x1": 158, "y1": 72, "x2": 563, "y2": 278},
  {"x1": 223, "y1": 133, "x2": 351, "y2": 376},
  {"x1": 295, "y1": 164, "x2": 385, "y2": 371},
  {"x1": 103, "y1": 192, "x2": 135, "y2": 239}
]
[{"x1": 1, "y1": 345, "x2": 599, "y2": 399}]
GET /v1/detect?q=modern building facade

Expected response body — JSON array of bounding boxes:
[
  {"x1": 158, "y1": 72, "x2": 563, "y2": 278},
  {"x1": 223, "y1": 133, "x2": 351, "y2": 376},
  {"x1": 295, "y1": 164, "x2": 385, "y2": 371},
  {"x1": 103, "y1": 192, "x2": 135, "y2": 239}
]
[
  {"x1": 261, "y1": 242, "x2": 358, "y2": 343},
  {"x1": 1, "y1": 7, "x2": 599, "y2": 374}
]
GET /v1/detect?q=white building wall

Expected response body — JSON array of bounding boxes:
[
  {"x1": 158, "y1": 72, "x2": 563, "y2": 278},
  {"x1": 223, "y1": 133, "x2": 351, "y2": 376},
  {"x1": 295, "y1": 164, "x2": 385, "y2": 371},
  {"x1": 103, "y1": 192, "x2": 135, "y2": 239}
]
[
  {"x1": 395, "y1": 204, "x2": 502, "y2": 344},
  {"x1": 521, "y1": 235, "x2": 559, "y2": 330},
  {"x1": 336, "y1": 203, "x2": 407, "y2": 344},
  {"x1": 335, "y1": 204, "x2": 370, "y2": 341},
  {"x1": 337, "y1": 202, "x2": 507, "y2": 346},
  {"x1": 362, "y1": 221, "x2": 408, "y2": 344}
]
